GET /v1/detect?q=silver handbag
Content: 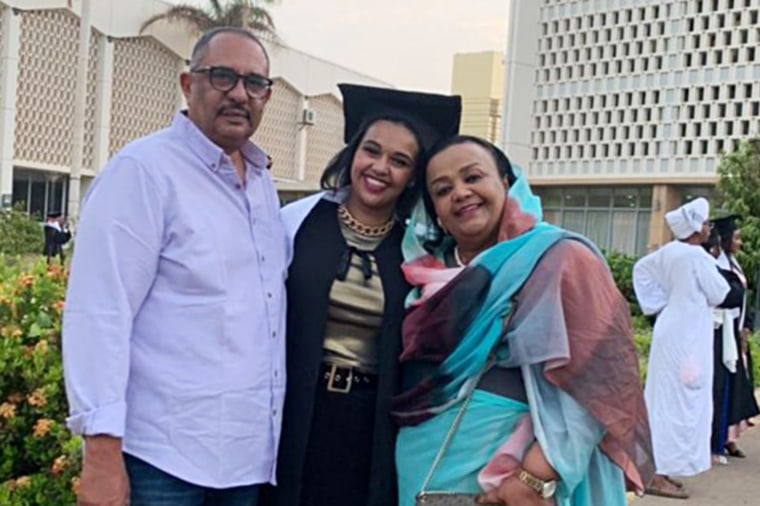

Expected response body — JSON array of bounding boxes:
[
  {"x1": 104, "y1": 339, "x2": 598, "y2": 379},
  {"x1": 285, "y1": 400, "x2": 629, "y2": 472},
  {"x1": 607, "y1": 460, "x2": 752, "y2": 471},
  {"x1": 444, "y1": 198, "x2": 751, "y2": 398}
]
[
  {"x1": 414, "y1": 354, "x2": 499, "y2": 506},
  {"x1": 416, "y1": 492, "x2": 491, "y2": 505}
]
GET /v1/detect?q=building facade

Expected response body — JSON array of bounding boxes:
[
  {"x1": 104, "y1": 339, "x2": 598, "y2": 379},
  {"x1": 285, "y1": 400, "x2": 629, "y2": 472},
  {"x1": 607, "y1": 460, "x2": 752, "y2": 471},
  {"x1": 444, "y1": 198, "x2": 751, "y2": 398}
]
[
  {"x1": 451, "y1": 51, "x2": 504, "y2": 143},
  {"x1": 0, "y1": 0, "x2": 385, "y2": 219},
  {"x1": 503, "y1": 0, "x2": 760, "y2": 255}
]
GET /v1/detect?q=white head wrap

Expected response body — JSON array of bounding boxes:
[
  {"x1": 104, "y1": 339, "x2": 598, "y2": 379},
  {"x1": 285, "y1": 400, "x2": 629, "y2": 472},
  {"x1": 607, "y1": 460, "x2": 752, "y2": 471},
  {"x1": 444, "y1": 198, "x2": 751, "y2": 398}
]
[{"x1": 665, "y1": 197, "x2": 709, "y2": 240}]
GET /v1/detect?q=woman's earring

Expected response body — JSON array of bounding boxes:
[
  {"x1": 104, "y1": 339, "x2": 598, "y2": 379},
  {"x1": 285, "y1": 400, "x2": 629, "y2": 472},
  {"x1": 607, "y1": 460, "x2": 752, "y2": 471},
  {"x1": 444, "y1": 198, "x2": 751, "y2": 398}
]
[{"x1": 436, "y1": 218, "x2": 448, "y2": 235}]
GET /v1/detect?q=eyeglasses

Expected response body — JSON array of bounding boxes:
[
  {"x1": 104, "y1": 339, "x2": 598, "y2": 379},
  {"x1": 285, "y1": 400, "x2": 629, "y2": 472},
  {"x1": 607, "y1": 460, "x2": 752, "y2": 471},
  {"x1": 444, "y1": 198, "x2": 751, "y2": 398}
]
[{"x1": 191, "y1": 66, "x2": 273, "y2": 99}]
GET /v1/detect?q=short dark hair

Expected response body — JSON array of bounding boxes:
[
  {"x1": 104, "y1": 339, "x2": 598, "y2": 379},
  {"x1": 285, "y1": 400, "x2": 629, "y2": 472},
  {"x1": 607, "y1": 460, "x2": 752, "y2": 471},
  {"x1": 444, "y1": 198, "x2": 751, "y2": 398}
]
[
  {"x1": 319, "y1": 114, "x2": 426, "y2": 221},
  {"x1": 419, "y1": 135, "x2": 517, "y2": 241},
  {"x1": 189, "y1": 27, "x2": 270, "y2": 71}
]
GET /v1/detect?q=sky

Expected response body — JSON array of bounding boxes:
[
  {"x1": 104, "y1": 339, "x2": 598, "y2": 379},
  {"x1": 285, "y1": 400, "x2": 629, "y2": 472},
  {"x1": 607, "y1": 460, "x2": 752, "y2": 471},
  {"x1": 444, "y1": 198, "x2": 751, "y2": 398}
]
[{"x1": 171, "y1": 0, "x2": 509, "y2": 93}]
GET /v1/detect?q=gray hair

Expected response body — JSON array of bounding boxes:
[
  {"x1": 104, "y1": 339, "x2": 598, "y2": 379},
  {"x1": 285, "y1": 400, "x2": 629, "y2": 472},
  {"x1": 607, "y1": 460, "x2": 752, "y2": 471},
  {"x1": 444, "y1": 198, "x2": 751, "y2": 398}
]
[{"x1": 189, "y1": 27, "x2": 270, "y2": 71}]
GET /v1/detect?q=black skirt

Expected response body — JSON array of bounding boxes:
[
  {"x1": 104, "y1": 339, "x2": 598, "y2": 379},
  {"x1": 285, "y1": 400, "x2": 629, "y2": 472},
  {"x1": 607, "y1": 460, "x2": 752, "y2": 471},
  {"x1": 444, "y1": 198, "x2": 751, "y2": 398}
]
[{"x1": 299, "y1": 368, "x2": 379, "y2": 506}]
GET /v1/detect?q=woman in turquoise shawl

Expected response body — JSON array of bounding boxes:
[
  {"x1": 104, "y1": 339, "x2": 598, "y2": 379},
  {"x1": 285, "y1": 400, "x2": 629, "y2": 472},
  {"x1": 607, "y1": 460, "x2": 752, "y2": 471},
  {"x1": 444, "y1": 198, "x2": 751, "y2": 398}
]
[{"x1": 393, "y1": 136, "x2": 654, "y2": 505}]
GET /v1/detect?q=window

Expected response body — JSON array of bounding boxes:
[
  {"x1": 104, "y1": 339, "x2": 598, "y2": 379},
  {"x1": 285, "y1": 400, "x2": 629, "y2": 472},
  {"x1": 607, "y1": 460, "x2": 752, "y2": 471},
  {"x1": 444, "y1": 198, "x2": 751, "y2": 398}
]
[{"x1": 12, "y1": 171, "x2": 68, "y2": 218}]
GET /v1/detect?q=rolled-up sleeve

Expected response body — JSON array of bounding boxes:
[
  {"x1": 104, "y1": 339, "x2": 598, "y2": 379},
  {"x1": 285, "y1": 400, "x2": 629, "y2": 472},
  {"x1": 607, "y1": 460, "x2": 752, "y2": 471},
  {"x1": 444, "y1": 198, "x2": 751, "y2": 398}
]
[{"x1": 63, "y1": 156, "x2": 164, "y2": 437}]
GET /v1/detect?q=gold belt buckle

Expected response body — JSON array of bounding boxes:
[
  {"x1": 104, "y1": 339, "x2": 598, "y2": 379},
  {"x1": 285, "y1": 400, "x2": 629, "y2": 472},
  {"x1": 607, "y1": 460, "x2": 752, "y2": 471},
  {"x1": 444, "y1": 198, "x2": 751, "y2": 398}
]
[{"x1": 326, "y1": 364, "x2": 352, "y2": 393}]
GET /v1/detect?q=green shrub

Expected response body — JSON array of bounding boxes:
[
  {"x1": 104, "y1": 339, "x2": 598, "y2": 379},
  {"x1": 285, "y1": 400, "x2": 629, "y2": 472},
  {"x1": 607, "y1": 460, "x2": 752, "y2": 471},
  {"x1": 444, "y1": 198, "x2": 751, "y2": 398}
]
[
  {"x1": 0, "y1": 259, "x2": 80, "y2": 504},
  {"x1": 604, "y1": 250, "x2": 641, "y2": 317},
  {"x1": 750, "y1": 333, "x2": 760, "y2": 388},
  {"x1": 0, "y1": 205, "x2": 44, "y2": 257},
  {"x1": 632, "y1": 315, "x2": 652, "y2": 383}
]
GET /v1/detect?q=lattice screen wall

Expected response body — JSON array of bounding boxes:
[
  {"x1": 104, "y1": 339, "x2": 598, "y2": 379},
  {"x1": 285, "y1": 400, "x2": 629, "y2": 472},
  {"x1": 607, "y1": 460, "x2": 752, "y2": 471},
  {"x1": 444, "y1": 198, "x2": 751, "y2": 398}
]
[
  {"x1": 109, "y1": 38, "x2": 179, "y2": 156},
  {"x1": 529, "y1": 0, "x2": 760, "y2": 178},
  {"x1": 304, "y1": 94, "x2": 343, "y2": 184},
  {"x1": 82, "y1": 32, "x2": 102, "y2": 171},
  {"x1": 0, "y1": 4, "x2": 6, "y2": 105},
  {"x1": 256, "y1": 78, "x2": 300, "y2": 181},
  {"x1": 14, "y1": 10, "x2": 81, "y2": 167}
]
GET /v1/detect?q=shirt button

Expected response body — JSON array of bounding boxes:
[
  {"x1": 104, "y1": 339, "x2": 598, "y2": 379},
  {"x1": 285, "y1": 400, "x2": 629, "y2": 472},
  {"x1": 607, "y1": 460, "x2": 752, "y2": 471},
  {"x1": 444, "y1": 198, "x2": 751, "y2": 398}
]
[
  {"x1": 260, "y1": 255, "x2": 265, "y2": 262},
  {"x1": 272, "y1": 331, "x2": 277, "y2": 339},
  {"x1": 272, "y1": 408, "x2": 278, "y2": 417},
  {"x1": 267, "y1": 292, "x2": 272, "y2": 299},
  {"x1": 235, "y1": 183, "x2": 242, "y2": 189}
]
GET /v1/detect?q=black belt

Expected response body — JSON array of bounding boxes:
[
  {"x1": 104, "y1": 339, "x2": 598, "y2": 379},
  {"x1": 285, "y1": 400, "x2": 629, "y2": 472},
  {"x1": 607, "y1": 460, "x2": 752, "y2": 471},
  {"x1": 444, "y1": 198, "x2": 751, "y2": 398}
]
[{"x1": 321, "y1": 363, "x2": 378, "y2": 393}]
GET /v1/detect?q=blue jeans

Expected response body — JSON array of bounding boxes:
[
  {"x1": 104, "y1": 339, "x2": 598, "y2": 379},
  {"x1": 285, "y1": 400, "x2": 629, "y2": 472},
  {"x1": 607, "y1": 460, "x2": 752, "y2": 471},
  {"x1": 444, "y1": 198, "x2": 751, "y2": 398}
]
[{"x1": 124, "y1": 453, "x2": 260, "y2": 506}]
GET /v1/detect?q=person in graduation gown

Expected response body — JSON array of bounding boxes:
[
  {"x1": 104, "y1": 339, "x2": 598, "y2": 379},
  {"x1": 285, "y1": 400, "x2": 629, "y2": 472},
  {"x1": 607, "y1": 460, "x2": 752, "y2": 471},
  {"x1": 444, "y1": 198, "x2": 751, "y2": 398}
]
[
  {"x1": 259, "y1": 84, "x2": 461, "y2": 506},
  {"x1": 42, "y1": 211, "x2": 71, "y2": 263},
  {"x1": 633, "y1": 198, "x2": 730, "y2": 499},
  {"x1": 711, "y1": 214, "x2": 760, "y2": 460},
  {"x1": 703, "y1": 224, "x2": 744, "y2": 463}
]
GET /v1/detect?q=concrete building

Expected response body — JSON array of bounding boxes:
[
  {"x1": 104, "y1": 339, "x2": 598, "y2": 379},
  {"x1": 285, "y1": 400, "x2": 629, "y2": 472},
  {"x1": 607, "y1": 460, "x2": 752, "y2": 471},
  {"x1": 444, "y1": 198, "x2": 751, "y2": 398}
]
[
  {"x1": 502, "y1": 0, "x2": 760, "y2": 255},
  {"x1": 0, "y1": 0, "x2": 387, "y2": 219},
  {"x1": 451, "y1": 51, "x2": 504, "y2": 143}
]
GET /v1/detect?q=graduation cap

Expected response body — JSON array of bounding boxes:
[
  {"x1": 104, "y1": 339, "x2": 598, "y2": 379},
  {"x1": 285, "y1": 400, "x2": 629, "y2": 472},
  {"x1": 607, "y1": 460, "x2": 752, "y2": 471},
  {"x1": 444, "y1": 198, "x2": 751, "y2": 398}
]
[
  {"x1": 712, "y1": 213, "x2": 740, "y2": 239},
  {"x1": 338, "y1": 83, "x2": 461, "y2": 151}
]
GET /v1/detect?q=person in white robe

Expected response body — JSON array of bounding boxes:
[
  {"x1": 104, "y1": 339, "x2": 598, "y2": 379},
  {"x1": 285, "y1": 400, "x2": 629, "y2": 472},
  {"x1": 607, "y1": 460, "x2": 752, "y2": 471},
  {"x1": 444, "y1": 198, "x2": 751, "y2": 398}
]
[{"x1": 633, "y1": 197, "x2": 730, "y2": 499}]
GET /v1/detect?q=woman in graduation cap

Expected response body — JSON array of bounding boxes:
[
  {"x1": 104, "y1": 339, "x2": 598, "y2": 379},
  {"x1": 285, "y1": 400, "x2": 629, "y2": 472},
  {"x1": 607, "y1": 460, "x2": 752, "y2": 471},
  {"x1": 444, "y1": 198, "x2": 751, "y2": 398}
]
[
  {"x1": 260, "y1": 84, "x2": 461, "y2": 506},
  {"x1": 710, "y1": 214, "x2": 760, "y2": 461},
  {"x1": 392, "y1": 136, "x2": 653, "y2": 505}
]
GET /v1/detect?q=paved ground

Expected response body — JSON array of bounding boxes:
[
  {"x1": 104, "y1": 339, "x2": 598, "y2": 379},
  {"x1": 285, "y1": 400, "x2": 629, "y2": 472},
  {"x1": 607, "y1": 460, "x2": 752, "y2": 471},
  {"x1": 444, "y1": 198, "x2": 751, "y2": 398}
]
[{"x1": 635, "y1": 395, "x2": 760, "y2": 506}]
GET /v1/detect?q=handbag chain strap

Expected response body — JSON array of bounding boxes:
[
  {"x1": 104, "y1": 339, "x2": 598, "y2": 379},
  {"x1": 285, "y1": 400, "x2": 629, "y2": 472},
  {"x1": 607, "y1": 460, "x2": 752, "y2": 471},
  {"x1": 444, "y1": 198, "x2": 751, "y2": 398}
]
[
  {"x1": 418, "y1": 300, "x2": 518, "y2": 494},
  {"x1": 418, "y1": 353, "x2": 495, "y2": 494}
]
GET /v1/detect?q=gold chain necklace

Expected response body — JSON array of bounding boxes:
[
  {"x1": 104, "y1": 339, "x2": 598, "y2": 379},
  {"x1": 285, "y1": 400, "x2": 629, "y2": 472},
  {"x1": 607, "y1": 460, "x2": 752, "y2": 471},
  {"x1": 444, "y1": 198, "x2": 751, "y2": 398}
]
[{"x1": 337, "y1": 204, "x2": 395, "y2": 238}]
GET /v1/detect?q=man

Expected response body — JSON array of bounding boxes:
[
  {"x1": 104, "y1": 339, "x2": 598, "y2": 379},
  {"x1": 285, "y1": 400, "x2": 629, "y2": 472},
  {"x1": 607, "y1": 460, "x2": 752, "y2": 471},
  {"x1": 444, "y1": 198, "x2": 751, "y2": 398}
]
[
  {"x1": 42, "y1": 210, "x2": 71, "y2": 263},
  {"x1": 633, "y1": 197, "x2": 730, "y2": 500},
  {"x1": 63, "y1": 27, "x2": 287, "y2": 506}
]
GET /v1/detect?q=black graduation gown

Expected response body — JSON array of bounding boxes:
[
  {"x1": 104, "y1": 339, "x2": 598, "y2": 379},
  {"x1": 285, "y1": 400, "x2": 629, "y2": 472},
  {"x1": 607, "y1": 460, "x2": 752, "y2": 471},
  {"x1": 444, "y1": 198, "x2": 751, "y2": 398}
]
[
  {"x1": 711, "y1": 268, "x2": 760, "y2": 453},
  {"x1": 261, "y1": 199, "x2": 407, "y2": 506},
  {"x1": 43, "y1": 224, "x2": 71, "y2": 259}
]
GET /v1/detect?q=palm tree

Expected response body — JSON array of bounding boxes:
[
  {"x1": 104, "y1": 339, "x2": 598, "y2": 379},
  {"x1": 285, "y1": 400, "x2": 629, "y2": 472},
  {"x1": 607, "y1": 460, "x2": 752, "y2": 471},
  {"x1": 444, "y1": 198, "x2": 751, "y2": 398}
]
[{"x1": 140, "y1": 0, "x2": 279, "y2": 38}]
